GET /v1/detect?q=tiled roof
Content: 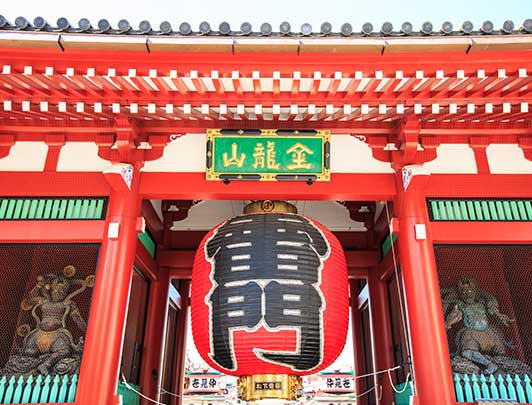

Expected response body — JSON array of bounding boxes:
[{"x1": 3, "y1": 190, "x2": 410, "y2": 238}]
[{"x1": 0, "y1": 16, "x2": 531, "y2": 37}]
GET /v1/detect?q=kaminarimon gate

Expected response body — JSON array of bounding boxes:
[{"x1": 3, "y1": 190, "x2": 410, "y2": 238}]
[{"x1": 0, "y1": 16, "x2": 531, "y2": 405}]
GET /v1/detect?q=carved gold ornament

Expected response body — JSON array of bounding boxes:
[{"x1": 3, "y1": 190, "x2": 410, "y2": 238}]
[
  {"x1": 63, "y1": 265, "x2": 76, "y2": 278},
  {"x1": 17, "y1": 324, "x2": 31, "y2": 337},
  {"x1": 85, "y1": 275, "x2": 95, "y2": 288}
]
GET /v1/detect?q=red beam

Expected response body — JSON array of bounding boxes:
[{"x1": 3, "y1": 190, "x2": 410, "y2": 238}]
[
  {"x1": 1, "y1": 119, "x2": 531, "y2": 137},
  {"x1": 168, "y1": 268, "x2": 192, "y2": 279},
  {"x1": 431, "y1": 222, "x2": 532, "y2": 244},
  {"x1": 159, "y1": 249, "x2": 378, "y2": 274},
  {"x1": 0, "y1": 172, "x2": 109, "y2": 196},
  {"x1": 159, "y1": 250, "x2": 195, "y2": 269},
  {"x1": 428, "y1": 174, "x2": 532, "y2": 198},
  {"x1": 140, "y1": 172, "x2": 396, "y2": 201},
  {"x1": 1, "y1": 47, "x2": 530, "y2": 77},
  {"x1": 0, "y1": 220, "x2": 104, "y2": 242},
  {"x1": 348, "y1": 267, "x2": 369, "y2": 279},
  {"x1": 345, "y1": 250, "x2": 380, "y2": 268}
]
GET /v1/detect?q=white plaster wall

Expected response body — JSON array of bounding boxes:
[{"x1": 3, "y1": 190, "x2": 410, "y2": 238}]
[
  {"x1": 0, "y1": 142, "x2": 48, "y2": 171},
  {"x1": 487, "y1": 144, "x2": 532, "y2": 174},
  {"x1": 56, "y1": 142, "x2": 111, "y2": 171},
  {"x1": 424, "y1": 144, "x2": 477, "y2": 174},
  {"x1": 330, "y1": 135, "x2": 394, "y2": 173},
  {"x1": 142, "y1": 134, "x2": 206, "y2": 172}
]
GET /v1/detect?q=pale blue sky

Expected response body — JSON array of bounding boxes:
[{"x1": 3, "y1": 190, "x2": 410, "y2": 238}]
[{"x1": 1, "y1": 0, "x2": 530, "y2": 32}]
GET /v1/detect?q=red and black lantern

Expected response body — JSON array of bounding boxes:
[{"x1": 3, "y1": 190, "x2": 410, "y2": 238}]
[{"x1": 191, "y1": 201, "x2": 349, "y2": 400}]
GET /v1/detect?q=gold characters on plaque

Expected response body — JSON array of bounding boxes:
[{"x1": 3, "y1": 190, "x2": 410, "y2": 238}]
[
  {"x1": 286, "y1": 143, "x2": 314, "y2": 170},
  {"x1": 222, "y1": 141, "x2": 316, "y2": 171},
  {"x1": 223, "y1": 143, "x2": 246, "y2": 168},
  {"x1": 253, "y1": 142, "x2": 280, "y2": 169}
]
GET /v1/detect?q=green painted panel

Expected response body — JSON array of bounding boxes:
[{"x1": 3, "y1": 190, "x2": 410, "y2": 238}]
[
  {"x1": 381, "y1": 233, "x2": 398, "y2": 257},
  {"x1": 438, "y1": 200, "x2": 448, "y2": 220},
  {"x1": 510, "y1": 201, "x2": 520, "y2": 220},
  {"x1": 488, "y1": 201, "x2": 498, "y2": 220},
  {"x1": 28, "y1": 200, "x2": 38, "y2": 219},
  {"x1": 5, "y1": 200, "x2": 16, "y2": 219},
  {"x1": 474, "y1": 201, "x2": 484, "y2": 220},
  {"x1": 459, "y1": 201, "x2": 468, "y2": 221},
  {"x1": 0, "y1": 198, "x2": 107, "y2": 220},
  {"x1": 502, "y1": 201, "x2": 513, "y2": 220},
  {"x1": 445, "y1": 200, "x2": 455, "y2": 220},
  {"x1": 430, "y1": 201, "x2": 440, "y2": 220},
  {"x1": 94, "y1": 199, "x2": 104, "y2": 218},
  {"x1": 525, "y1": 201, "x2": 532, "y2": 220},
  {"x1": 80, "y1": 200, "x2": 89, "y2": 219},
  {"x1": 466, "y1": 201, "x2": 476, "y2": 220},
  {"x1": 117, "y1": 381, "x2": 140, "y2": 405},
  {"x1": 517, "y1": 201, "x2": 527, "y2": 220},
  {"x1": 138, "y1": 231, "x2": 156, "y2": 258},
  {"x1": 20, "y1": 199, "x2": 31, "y2": 219},
  {"x1": 12, "y1": 200, "x2": 23, "y2": 219},
  {"x1": 428, "y1": 199, "x2": 532, "y2": 222},
  {"x1": 65, "y1": 200, "x2": 75, "y2": 219},
  {"x1": 0, "y1": 200, "x2": 8, "y2": 218},
  {"x1": 213, "y1": 136, "x2": 324, "y2": 174}
]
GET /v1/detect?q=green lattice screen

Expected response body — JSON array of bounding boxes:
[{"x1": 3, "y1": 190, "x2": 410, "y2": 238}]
[
  {"x1": 0, "y1": 198, "x2": 107, "y2": 220},
  {"x1": 427, "y1": 199, "x2": 532, "y2": 222}
]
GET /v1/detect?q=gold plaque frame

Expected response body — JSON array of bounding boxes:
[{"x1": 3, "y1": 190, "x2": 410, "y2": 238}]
[{"x1": 206, "y1": 129, "x2": 331, "y2": 182}]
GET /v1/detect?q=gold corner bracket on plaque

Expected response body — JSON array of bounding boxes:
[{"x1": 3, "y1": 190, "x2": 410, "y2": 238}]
[{"x1": 238, "y1": 374, "x2": 302, "y2": 402}]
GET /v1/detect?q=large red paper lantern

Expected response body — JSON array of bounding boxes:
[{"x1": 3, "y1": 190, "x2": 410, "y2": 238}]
[{"x1": 191, "y1": 204, "x2": 349, "y2": 378}]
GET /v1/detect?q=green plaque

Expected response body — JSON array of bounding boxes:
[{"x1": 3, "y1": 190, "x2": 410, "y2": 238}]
[{"x1": 206, "y1": 129, "x2": 330, "y2": 181}]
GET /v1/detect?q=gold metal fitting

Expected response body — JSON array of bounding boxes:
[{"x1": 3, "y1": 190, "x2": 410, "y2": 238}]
[
  {"x1": 237, "y1": 374, "x2": 301, "y2": 401},
  {"x1": 244, "y1": 200, "x2": 297, "y2": 214}
]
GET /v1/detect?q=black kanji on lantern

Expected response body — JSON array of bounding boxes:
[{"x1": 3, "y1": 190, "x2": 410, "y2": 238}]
[{"x1": 205, "y1": 213, "x2": 329, "y2": 371}]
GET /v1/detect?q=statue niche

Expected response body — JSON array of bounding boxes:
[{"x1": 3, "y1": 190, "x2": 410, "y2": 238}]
[
  {"x1": 442, "y1": 277, "x2": 531, "y2": 375},
  {"x1": 1, "y1": 265, "x2": 94, "y2": 376}
]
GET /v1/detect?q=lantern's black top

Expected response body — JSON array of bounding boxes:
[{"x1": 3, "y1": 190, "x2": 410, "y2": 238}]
[{"x1": 1, "y1": 16, "x2": 531, "y2": 37}]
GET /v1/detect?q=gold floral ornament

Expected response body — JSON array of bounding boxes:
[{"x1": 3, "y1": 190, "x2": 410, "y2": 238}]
[
  {"x1": 17, "y1": 324, "x2": 31, "y2": 337},
  {"x1": 20, "y1": 298, "x2": 33, "y2": 311},
  {"x1": 63, "y1": 265, "x2": 76, "y2": 278},
  {"x1": 85, "y1": 275, "x2": 95, "y2": 288}
]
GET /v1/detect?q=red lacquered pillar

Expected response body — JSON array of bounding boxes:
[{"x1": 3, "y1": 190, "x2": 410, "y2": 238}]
[
  {"x1": 76, "y1": 164, "x2": 142, "y2": 405},
  {"x1": 395, "y1": 165, "x2": 455, "y2": 405},
  {"x1": 368, "y1": 268, "x2": 394, "y2": 404},
  {"x1": 139, "y1": 268, "x2": 170, "y2": 405},
  {"x1": 350, "y1": 280, "x2": 367, "y2": 402},
  {"x1": 171, "y1": 280, "x2": 191, "y2": 405}
]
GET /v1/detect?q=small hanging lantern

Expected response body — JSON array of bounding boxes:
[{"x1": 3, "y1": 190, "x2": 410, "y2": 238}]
[{"x1": 191, "y1": 201, "x2": 349, "y2": 401}]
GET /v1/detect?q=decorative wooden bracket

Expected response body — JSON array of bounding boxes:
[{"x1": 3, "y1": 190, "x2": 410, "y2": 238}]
[
  {"x1": 469, "y1": 135, "x2": 490, "y2": 173},
  {"x1": 97, "y1": 115, "x2": 170, "y2": 166},
  {"x1": 519, "y1": 136, "x2": 532, "y2": 162},
  {"x1": 353, "y1": 117, "x2": 439, "y2": 170},
  {"x1": 0, "y1": 134, "x2": 15, "y2": 159},
  {"x1": 161, "y1": 200, "x2": 196, "y2": 224},
  {"x1": 161, "y1": 200, "x2": 198, "y2": 248},
  {"x1": 391, "y1": 117, "x2": 438, "y2": 170},
  {"x1": 340, "y1": 201, "x2": 377, "y2": 247},
  {"x1": 43, "y1": 134, "x2": 65, "y2": 171}
]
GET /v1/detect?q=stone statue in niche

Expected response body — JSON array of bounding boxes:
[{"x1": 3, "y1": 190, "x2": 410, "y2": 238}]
[
  {"x1": 1, "y1": 266, "x2": 94, "y2": 376},
  {"x1": 442, "y1": 277, "x2": 531, "y2": 375}
]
